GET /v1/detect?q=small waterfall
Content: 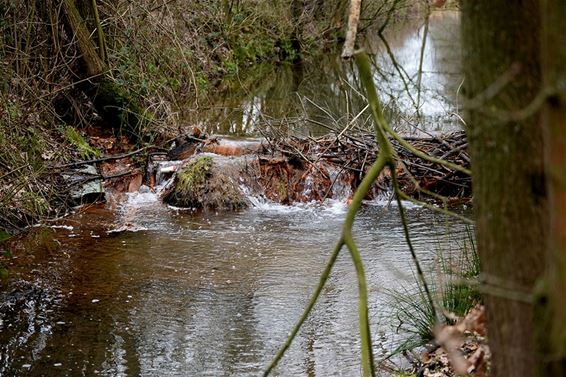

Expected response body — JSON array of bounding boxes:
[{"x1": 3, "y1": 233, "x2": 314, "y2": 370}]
[
  {"x1": 324, "y1": 164, "x2": 354, "y2": 202},
  {"x1": 108, "y1": 160, "x2": 186, "y2": 233}
]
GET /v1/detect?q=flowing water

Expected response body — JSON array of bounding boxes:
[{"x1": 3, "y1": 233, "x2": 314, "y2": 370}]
[
  {"x1": 1, "y1": 196, "x2": 470, "y2": 376},
  {"x1": 0, "y1": 11, "x2": 468, "y2": 377}
]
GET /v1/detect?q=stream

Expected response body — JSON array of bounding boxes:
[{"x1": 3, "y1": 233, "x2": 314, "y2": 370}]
[{"x1": 0, "y1": 10, "x2": 468, "y2": 377}]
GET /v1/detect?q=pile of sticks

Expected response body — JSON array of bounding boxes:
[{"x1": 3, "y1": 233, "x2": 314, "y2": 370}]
[{"x1": 261, "y1": 130, "x2": 471, "y2": 203}]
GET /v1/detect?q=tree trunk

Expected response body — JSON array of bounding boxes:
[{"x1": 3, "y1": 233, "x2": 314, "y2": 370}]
[
  {"x1": 62, "y1": 0, "x2": 105, "y2": 76},
  {"x1": 341, "y1": 0, "x2": 361, "y2": 58},
  {"x1": 462, "y1": 1, "x2": 547, "y2": 376},
  {"x1": 539, "y1": 0, "x2": 566, "y2": 374},
  {"x1": 61, "y1": 0, "x2": 143, "y2": 139}
]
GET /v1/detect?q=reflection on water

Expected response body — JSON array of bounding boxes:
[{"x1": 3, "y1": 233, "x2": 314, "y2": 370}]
[
  {"x1": 0, "y1": 196, "x2": 470, "y2": 376},
  {"x1": 192, "y1": 11, "x2": 462, "y2": 137}
]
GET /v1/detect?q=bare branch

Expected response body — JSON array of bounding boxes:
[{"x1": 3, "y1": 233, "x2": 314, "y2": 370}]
[{"x1": 341, "y1": 0, "x2": 362, "y2": 59}]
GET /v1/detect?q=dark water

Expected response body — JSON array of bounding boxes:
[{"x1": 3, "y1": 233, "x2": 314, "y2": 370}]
[
  {"x1": 1, "y1": 196, "x2": 470, "y2": 376},
  {"x1": 190, "y1": 11, "x2": 462, "y2": 138},
  {"x1": 0, "y1": 10, "x2": 468, "y2": 377}
]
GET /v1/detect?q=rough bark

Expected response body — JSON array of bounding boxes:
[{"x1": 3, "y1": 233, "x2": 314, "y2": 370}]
[
  {"x1": 539, "y1": 0, "x2": 566, "y2": 374},
  {"x1": 462, "y1": 1, "x2": 547, "y2": 376},
  {"x1": 62, "y1": 0, "x2": 105, "y2": 76}
]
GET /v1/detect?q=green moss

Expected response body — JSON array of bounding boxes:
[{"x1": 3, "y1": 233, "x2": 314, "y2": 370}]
[
  {"x1": 276, "y1": 181, "x2": 287, "y2": 199},
  {"x1": 163, "y1": 156, "x2": 213, "y2": 208},
  {"x1": 163, "y1": 156, "x2": 248, "y2": 210},
  {"x1": 64, "y1": 126, "x2": 100, "y2": 160},
  {"x1": 176, "y1": 156, "x2": 213, "y2": 195}
]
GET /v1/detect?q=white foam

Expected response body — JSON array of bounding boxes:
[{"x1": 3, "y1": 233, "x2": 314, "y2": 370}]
[
  {"x1": 167, "y1": 205, "x2": 197, "y2": 211},
  {"x1": 321, "y1": 199, "x2": 348, "y2": 215},
  {"x1": 364, "y1": 198, "x2": 423, "y2": 209},
  {"x1": 49, "y1": 225, "x2": 74, "y2": 231},
  {"x1": 248, "y1": 197, "x2": 305, "y2": 214},
  {"x1": 125, "y1": 191, "x2": 159, "y2": 206},
  {"x1": 106, "y1": 224, "x2": 149, "y2": 234},
  {"x1": 241, "y1": 184, "x2": 348, "y2": 215}
]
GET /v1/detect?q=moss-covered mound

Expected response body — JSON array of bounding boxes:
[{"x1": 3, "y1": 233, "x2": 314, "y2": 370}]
[{"x1": 163, "y1": 156, "x2": 249, "y2": 211}]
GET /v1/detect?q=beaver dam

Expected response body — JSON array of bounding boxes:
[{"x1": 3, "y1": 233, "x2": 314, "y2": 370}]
[
  {"x1": 155, "y1": 129, "x2": 470, "y2": 211},
  {"x1": 52, "y1": 128, "x2": 470, "y2": 216}
]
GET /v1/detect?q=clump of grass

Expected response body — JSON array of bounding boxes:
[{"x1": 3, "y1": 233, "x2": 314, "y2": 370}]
[
  {"x1": 389, "y1": 279, "x2": 438, "y2": 353},
  {"x1": 441, "y1": 228, "x2": 481, "y2": 319},
  {"x1": 63, "y1": 126, "x2": 100, "y2": 160},
  {"x1": 388, "y1": 226, "x2": 481, "y2": 355}
]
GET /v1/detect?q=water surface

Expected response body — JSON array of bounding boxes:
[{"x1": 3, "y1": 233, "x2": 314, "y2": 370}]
[
  {"x1": 189, "y1": 11, "x2": 463, "y2": 137},
  {"x1": 1, "y1": 195, "x2": 470, "y2": 376}
]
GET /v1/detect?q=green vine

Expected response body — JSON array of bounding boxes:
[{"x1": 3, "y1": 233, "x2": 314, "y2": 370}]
[{"x1": 265, "y1": 52, "x2": 443, "y2": 377}]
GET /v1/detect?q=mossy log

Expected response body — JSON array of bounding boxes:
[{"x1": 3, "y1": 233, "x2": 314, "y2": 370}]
[{"x1": 163, "y1": 156, "x2": 249, "y2": 210}]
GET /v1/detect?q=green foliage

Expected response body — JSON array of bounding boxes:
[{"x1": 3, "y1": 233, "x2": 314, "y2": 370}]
[
  {"x1": 279, "y1": 38, "x2": 300, "y2": 62},
  {"x1": 5, "y1": 100, "x2": 21, "y2": 120},
  {"x1": 222, "y1": 60, "x2": 239, "y2": 76},
  {"x1": 63, "y1": 126, "x2": 100, "y2": 160},
  {"x1": 0, "y1": 231, "x2": 11, "y2": 242},
  {"x1": 195, "y1": 72, "x2": 209, "y2": 91},
  {"x1": 20, "y1": 190, "x2": 49, "y2": 216}
]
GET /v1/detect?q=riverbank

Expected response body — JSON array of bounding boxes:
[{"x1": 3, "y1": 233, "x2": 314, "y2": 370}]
[{"x1": 0, "y1": 0, "x2": 429, "y2": 235}]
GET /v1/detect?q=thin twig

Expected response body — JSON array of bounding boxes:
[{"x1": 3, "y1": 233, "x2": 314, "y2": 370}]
[{"x1": 51, "y1": 146, "x2": 158, "y2": 169}]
